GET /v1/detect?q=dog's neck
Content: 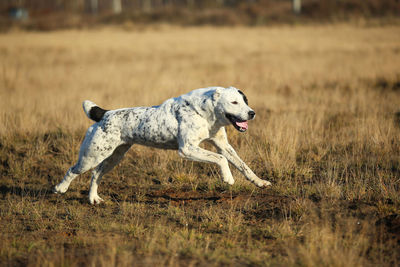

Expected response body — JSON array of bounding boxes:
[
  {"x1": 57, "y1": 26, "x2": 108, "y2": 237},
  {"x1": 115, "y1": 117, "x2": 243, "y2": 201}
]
[{"x1": 178, "y1": 88, "x2": 229, "y2": 132}]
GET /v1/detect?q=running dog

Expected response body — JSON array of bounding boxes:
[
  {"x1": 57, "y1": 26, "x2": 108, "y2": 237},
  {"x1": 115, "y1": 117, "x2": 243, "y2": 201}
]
[{"x1": 54, "y1": 86, "x2": 271, "y2": 204}]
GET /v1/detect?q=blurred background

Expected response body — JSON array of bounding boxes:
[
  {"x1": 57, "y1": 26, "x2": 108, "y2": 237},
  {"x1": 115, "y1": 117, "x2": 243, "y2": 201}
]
[
  {"x1": 0, "y1": 1, "x2": 400, "y2": 266},
  {"x1": 1, "y1": 0, "x2": 399, "y2": 31}
]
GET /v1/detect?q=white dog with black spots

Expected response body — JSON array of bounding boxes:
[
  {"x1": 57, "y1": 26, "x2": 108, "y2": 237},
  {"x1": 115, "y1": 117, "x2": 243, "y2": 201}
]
[{"x1": 54, "y1": 86, "x2": 271, "y2": 204}]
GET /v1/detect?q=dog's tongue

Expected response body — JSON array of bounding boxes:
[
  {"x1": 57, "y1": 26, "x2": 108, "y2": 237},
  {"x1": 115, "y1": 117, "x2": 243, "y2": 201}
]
[{"x1": 236, "y1": 121, "x2": 248, "y2": 130}]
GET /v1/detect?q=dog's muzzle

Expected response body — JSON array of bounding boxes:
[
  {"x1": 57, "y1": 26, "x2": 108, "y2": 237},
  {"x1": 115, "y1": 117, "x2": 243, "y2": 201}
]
[{"x1": 226, "y1": 111, "x2": 255, "y2": 132}]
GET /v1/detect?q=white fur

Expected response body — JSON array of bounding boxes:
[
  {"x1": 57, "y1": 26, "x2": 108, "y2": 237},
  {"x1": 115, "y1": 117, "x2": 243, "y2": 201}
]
[
  {"x1": 54, "y1": 86, "x2": 271, "y2": 204},
  {"x1": 82, "y1": 100, "x2": 97, "y2": 120}
]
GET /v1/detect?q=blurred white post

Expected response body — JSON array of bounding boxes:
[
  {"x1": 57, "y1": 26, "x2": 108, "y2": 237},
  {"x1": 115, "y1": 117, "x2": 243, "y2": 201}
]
[
  {"x1": 88, "y1": 0, "x2": 98, "y2": 14},
  {"x1": 143, "y1": 0, "x2": 152, "y2": 12},
  {"x1": 113, "y1": 0, "x2": 122, "y2": 14},
  {"x1": 293, "y1": 0, "x2": 301, "y2": 14},
  {"x1": 187, "y1": 0, "x2": 195, "y2": 8}
]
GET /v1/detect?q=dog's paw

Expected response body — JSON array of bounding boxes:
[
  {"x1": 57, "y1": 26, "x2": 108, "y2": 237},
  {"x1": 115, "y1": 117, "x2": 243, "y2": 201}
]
[
  {"x1": 222, "y1": 174, "x2": 235, "y2": 185},
  {"x1": 225, "y1": 179, "x2": 235, "y2": 185},
  {"x1": 255, "y1": 179, "x2": 272, "y2": 188},
  {"x1": 89, "y1": 195, "x2": 104, "y2": 205},
  {"x1": 53, "y1": 184, "x2": 68, "y2": 194}
]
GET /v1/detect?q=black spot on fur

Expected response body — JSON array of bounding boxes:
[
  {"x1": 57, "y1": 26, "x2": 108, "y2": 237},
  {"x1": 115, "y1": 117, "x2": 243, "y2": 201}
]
[
  {"x1": 238, "y1": 90, "x2": 248, "y2": 105},
  {"x1": 89, "y1": 106, "x2": 109, "y2": 122},
  {"x1": 123, "y1": 112, "x2": 130, "y2": 120}
]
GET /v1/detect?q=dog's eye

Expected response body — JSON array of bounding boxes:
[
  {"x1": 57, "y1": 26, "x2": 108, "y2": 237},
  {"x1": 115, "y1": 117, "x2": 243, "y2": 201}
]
[{"x1": 231, "y1": 101, "x2": 238, "y2": 105}]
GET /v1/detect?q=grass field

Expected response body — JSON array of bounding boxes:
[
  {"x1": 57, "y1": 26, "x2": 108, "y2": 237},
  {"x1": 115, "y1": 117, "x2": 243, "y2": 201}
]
[{"x1": 0, "y1": 24, "x2": 400, "y2": 266}]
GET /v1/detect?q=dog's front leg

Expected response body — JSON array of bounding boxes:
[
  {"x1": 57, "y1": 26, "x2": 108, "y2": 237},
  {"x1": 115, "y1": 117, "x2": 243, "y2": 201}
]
[
  {"x1": 178, "y1": 144, "x2": 235, "y2": 185},
  {"x1": 210, "y1": 128, "x2": 271, "y2": 188}
]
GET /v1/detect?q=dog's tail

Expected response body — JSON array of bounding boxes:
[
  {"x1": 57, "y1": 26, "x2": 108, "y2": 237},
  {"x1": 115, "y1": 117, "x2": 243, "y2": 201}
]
[{"x1": 82, "y1": 100, "x2": 109, "y2": 122}]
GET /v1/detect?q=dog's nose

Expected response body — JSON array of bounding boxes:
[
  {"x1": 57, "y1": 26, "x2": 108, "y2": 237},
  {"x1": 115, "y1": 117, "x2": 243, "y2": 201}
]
[{"x1": 248, "y1": 110, "x2": 255, "y2": 119}]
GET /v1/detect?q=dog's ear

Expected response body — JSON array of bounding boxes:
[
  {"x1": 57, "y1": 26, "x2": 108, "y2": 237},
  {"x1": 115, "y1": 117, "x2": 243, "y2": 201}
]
[{"x1": 213, "y1": 88, "x2": 222, "y2": 101}]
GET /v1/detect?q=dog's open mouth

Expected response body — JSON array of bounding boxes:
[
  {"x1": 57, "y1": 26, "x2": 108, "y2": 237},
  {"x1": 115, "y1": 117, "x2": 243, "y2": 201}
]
[{"x1": 226, "y1": 114, "x2": 248, "y2": 132}]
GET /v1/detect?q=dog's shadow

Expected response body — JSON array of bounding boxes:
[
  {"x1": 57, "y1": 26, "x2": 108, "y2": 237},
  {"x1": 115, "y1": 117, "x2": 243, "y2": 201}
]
[
  {"x1": 0, "y1": 184, "x2": 49, "y2": 197},
  {"x1": 0, "y1": 184, "x2": 87, "y2": 204}
]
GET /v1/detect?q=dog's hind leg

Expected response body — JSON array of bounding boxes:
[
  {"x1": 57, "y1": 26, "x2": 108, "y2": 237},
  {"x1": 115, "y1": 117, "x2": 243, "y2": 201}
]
[
  {"x1": 53, "y1": 150, "x2": 104, "y2": 194},
  {"x1": 54, "y1": 125, "x2": 122, "y2": 195},
  {"x1": 54, "y1": 165, "x2": 85, "y2": 194},
  {"x1": 88, "y1": 144, "x2": 131, "y2": 204}
]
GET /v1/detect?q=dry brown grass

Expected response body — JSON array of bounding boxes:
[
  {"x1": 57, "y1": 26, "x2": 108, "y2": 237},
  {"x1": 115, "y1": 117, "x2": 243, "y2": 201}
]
[{"x1": 0, "y1": 24, "x2": 399, "y2": 266}]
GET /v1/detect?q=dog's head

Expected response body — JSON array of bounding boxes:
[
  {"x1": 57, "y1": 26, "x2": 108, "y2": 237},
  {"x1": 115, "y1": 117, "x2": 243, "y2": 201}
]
[{"x1": 213, "y1": 87, "x2": 255, "y2": 132}]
